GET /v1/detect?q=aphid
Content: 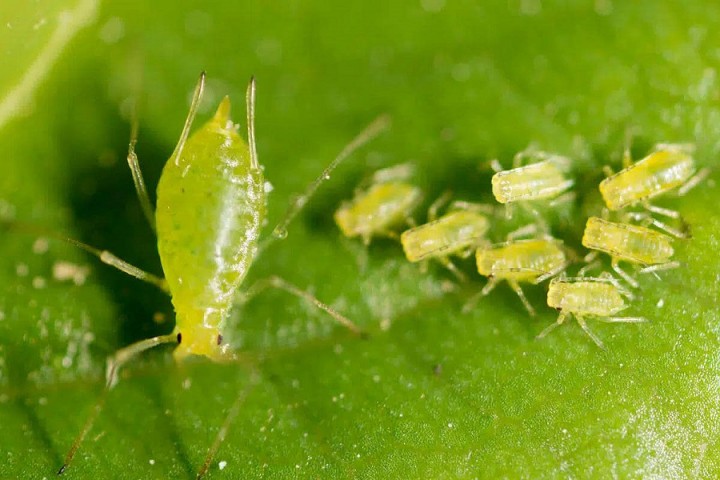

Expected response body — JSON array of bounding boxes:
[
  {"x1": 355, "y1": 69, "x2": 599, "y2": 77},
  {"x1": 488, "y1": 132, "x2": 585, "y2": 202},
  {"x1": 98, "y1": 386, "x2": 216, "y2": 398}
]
[
  {"x1": 400, "y1": 193, "x2": 492, "y2": 281},
  {"x1": 599, "y1": 143, "x2": 710, "y2": 238},
  {"x1": 54, "y1": 73, "x2": 389, "y2": 478},
  {"x1": 334, "y1": 163, "x2": 423, "y2": 245},
  {"x1": 538, "y1": 275, "x2": 647, "y2": 348},
  {"x1": 490, "y1": 147, "x2": 574, "y2": 222},
  {"x1": 469, "y1": 236, "x2": 568, "y2": 316},
  {"x1": 582, "y1": 216, "x2": 678, "y2": 288}
]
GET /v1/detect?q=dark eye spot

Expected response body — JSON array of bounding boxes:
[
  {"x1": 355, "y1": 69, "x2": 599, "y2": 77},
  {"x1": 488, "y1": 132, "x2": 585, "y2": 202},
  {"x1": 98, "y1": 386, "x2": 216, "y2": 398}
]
[
  {"x1": 217, "y1": 334, "x2": 223, "y2": 346},
  {"x1": 177, "y1": 332, "x2": 182, "y2": 344}
]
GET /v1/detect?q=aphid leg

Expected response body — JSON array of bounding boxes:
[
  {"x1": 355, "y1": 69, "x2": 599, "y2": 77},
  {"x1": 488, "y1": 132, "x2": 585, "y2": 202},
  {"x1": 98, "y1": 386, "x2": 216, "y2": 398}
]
[
  {"x1": 602, "y1": 165, "x2": 615, "y2": 178},
  {"x1": 611, "y1": 258, "x2": 639, "y2": 289},
  {"x1": 59, "y1": 333, "x2": 178, "y2": 474},
  {"x1": 596, "y1": 271, "x2": 635, "y2": 300},
  {"x1": 629, "y1": 211, "x2": 690, "y2": 239},
  {"x1": 678, "y1": 167, "x2": 711, "y2": 196},
  {"x1": 462, "y1": 277, "x2": 498, "y2": 313},
  {"x1": 506, "y1": 223, "x2": 538, "y2": 241},
  {"x1": 196, "y1": 368, "x2": 261, "y2": 480},
  {"x1": 269, "y1": 114, "x2": 391, "y2": 241},
  {"x1": 436, "y1": 257, "x2": 467, "y2": 282},
  {"x1": 575, "y1": 316, "x2": 605, "y2": 349},
  {"x1": 642, "y1": 202, "x2": 680, "y2": 219},
  {"x1": 598, "y1": 316, "x2": 647, "y2": 324},
  {"x1": 577, "y1": 258, "x2": 602, "y2": 277},
  {"x1": 450, "y1": 201, "x2": 496, "y2": 215},
  {"x1": 126, "y1": 104, "x2": 156, "y2": 232},
  {"x1": 489, "y1": 159, "x2": 504, "y2": 173},
  {"x1": 507, "y1": 279, "x2": 536, "y2": 316},
  {"x1": 4, "y1": 221, "x2": 169, "y2": 293},
  {"x1": 536, "y1": 312, "x2": 567, "y2": 340},
  {"x1": 534, "y1": 261, "x2": 568, "y2": 284},
  {"x1": 240, "y1": 275, "x2": 362, "y2": 334},
  {"x1": 428, "y1": 191, "x2": 453, "y2": 222},
  {"x1": 639, "y1": 261, "x2": 680, "y2": 275},
  {"x1": 170, "y1": 72, "x2": 206, "y2": 164},
  {"x1": 548, "y1": 188, "x2": 576, "y2": 208}
]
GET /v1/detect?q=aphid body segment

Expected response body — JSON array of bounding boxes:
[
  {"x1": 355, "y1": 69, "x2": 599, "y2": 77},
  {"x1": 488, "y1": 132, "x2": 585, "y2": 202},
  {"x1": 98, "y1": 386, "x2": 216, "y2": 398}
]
[
  {"x1": 492, "y1": 155, "x2": 574, "y2": 204},
  {"x1": 582, "y1": 216, "x2": 677, "y2": 287},
  {"x1": 156, "y1": 97, "x2": 263, "y2": 362},
  {"x1": 400, "y1": 200, "x2": 490, "y2": 280},
  {"x1": 539, "y1": 276, "x2": 646, "y2": 348},
  {"x1": 473, "y1": 238, "x2": 567, "y2": 316},
  {"x1": 334, "y1": 164, "x2": 422, "y2": 244}
]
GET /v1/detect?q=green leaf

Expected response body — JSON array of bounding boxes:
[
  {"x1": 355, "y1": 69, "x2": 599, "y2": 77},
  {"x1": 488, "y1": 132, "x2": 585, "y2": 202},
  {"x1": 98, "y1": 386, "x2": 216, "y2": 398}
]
[{"x1": 1, "y1": 1, "x2": 719, "y2": 478}]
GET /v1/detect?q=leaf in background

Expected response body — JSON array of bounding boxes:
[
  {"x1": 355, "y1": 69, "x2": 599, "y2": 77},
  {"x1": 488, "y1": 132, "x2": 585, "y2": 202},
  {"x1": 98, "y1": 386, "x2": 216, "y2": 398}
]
[{"x1": 1, "y1": 1, "x2": 719, "y2": 479}]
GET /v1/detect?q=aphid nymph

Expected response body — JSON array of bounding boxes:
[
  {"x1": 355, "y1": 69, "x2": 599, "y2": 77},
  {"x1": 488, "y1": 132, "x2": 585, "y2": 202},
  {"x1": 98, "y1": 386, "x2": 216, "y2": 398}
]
[
  {"x1": 582, "y1": 216, "x2": 678, "y2": 288},
  {"x1": 54, "y1": 73, "x2": 389, "y2": 478},
  {"x1": 599, "y1": 142, "x2": 709, "y2": 238},
  {"x1": 538, "y1": 274, "x2": 646, "y2": 348},
  {"x1": 334, "y1": 163, "x2": 423, "y2": 245},
  {"x1": 468, "y1": 235, "x2": 568, "y2": 316},
  {"x1": 400, "y1": 192, "x2": 492, "y2": 281},
  {"x1": 490, "y1": 147, "x2": 574, "y2": 223}
]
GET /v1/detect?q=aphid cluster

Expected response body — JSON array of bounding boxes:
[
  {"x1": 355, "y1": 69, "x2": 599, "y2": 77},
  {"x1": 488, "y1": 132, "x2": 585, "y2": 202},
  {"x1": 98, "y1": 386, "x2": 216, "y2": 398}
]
[{"x1": 335, "y1": 141, "x2": 709, "y2": 349}]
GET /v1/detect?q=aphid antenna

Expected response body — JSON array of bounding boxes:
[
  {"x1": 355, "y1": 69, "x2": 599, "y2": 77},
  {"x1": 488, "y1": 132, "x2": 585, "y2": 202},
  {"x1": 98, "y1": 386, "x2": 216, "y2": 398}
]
[
  {"x1": 59, "y1": 333, "x2": 179, "y2": 474},
  {"x1": 126, "y1": 97, "x2": 157, "y2": 233},
  {"x1": 427, "y1": 190, "x2": 453, "y2": 222},
  {"x1": 448, "y1": 200, "x2": 496, "y2": 215},
  {"x1": 261, "y1": 114, "x2": 391, "y2": 249},
  {"x1": 171, "y1": 71, "x2": 206, "y2": 165},
  {"x1": 246, "y1": 76, "x2": 259, "y2": 169},
  {"x1": 677, "y1": 166, "x2": 711, "y2": 196}
]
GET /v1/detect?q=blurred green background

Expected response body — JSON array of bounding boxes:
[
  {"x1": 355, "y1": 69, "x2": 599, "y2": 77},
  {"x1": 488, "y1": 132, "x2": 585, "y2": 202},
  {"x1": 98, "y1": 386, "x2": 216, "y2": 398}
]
[{"x1": 1, "y1": 1, "x2": 719, "y2": 478}]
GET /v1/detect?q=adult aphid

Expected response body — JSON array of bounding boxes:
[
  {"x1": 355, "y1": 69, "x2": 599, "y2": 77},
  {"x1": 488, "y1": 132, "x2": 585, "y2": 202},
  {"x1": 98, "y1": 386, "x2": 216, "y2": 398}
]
[{"x1": 52, "y1": 73, "x2": 389, "y2": 477}]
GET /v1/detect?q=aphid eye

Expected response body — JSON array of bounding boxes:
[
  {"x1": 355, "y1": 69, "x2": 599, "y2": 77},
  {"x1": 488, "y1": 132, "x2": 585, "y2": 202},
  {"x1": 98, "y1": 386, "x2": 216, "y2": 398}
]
[
  {"x1": 177, "y1": 332, "x2": 183, "y2": 344},
  {"x1": 555, "y1": 307, "x2": 562, "y2": 312},
  {"x1": 217, "y1": 334, "x2": 223, "y2": 346}
]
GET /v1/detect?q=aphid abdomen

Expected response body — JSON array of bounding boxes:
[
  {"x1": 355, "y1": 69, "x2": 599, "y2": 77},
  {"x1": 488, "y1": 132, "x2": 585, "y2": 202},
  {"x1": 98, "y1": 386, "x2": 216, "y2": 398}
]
[
  {"x1": 401, "y1": 211, "x2": 488, "y2": 262},
  {"x1": 156, "y1": 98, "x2": 266, "y2": 330},
  {"x1": 492, "y1": 161, "x2": 570, "y2": 203},
  {"x1": 547, "y1": 281, "x2": 625, "y2": 316},
  {"x1": 582, "y1": 217, "x2": 674, "y2": 264},
  {"x1": 600, "y1": 150, "x2": 695, "y2": 210}
]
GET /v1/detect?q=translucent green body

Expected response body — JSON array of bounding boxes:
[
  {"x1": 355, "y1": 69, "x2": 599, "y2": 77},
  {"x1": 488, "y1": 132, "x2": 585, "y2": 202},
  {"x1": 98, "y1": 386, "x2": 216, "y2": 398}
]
[
  {"x1": 400, "y1": 210, "x2": 489, "y2": 262},
  {"x1": 600, "y1": 149, "x2": 695, "y2": 210},
  {"x1": 334, "y1": 182, "x2": 422, "y2": 244},
  {"x1": 582, "y1": 217, "x2": 674, "y2": 265},
  {"x1": 156, "y1": 98, "x2": 265, "y2": 361},
  {"x1": 476, "y1": 239, "x2": 566, "y2": 282},
  {"x1": 492, "y1": 160, "x2": 573, "y2": 203},
  {"x1": 547, "y1": 279, "x2": 626, "y2": 316}
]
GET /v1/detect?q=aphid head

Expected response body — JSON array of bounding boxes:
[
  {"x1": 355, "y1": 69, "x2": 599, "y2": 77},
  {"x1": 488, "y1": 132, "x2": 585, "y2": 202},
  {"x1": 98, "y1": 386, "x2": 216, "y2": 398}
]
[{"x1": 173, "y1": 325, "x2": 235, "y2": 363}]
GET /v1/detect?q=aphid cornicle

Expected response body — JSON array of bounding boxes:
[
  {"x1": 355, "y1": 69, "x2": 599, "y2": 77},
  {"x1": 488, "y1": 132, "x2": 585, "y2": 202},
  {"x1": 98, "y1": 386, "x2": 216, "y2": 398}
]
[
  {"x1": 582, "y1": 216, "x2": 678, "y2": 288},
  {"x1": 469, "y1": 236, "x2": 568, "y2": 316},
  {"x1": 599, "y1": 142, "x2": 710, "y2": 238},
  {"x1": 400, "y1": 193, "x2": 492, "y2": 281},
  {"x1": 334, "y1": 163, "x2": 423, "y2": 244},
  {"x1": 538, "y1": 275, "x2": 646, "y2": 349},
  {"x1": 56, "y1": 73, "x2": 389, "y2": 478}
]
